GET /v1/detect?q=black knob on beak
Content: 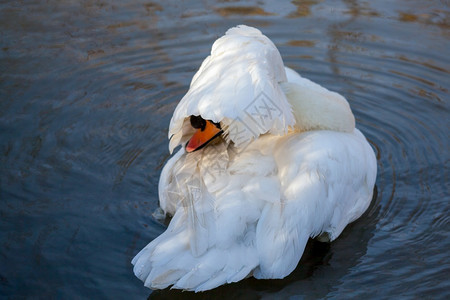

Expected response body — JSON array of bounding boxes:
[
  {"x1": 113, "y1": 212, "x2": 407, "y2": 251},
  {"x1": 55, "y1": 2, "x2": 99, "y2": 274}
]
[{"x1": 190, "y1": 115, "x2": 207, "y2": 131}]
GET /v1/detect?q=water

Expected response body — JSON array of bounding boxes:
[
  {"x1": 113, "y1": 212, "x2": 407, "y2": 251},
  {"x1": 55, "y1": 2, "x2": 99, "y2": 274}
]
[{"x1": 1, "y1": 0, "x2": 448, "y2": 298}]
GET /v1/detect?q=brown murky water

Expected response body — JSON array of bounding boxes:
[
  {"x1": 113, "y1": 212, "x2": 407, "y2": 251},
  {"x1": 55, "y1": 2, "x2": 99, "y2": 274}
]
[{"x1": 1, "y1": 0, "x2": 449, "y2": 298}]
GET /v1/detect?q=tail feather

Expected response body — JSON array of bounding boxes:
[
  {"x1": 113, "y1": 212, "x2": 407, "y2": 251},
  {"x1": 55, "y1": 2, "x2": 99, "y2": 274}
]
[
  {"x1": 195, "y1": 272, "x2": 229, "y2": 292},
  {"x1": 148, "y1": 269, "x2": 186, "y2": 290},
  {"x1": 132, "y1": 225, "x2": 259, "y2": 291}
]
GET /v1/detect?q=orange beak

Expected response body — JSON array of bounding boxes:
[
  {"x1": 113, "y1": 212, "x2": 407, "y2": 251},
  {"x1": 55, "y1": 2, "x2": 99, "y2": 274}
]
[{"x1": 186, "y1": 120, "x2": 223, "y2": 153}]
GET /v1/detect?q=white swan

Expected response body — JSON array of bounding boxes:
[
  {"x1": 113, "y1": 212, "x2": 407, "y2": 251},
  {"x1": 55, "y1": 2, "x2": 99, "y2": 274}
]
[{"x1": 132, "y1": 25, "x2": 377, "y2": 292}]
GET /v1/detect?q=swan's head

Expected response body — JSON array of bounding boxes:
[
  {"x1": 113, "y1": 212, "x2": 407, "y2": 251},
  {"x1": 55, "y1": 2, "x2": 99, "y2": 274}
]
[{"x1": 168, "y1": 25, "x2": 295, "y2": 153}]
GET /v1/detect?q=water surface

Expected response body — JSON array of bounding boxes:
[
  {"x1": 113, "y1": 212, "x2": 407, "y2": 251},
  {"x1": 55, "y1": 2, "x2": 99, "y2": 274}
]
[{"x1": 1, "y1": 0, "x2": 449, "y2": 298}]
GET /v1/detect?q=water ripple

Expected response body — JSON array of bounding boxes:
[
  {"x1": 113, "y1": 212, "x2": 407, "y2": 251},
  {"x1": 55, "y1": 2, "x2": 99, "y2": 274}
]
[{"x1": 1, "y1": 0, "x2": 449, "y2": 298}]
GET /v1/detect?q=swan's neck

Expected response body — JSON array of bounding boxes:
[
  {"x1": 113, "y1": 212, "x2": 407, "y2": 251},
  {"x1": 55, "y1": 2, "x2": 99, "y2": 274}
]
[{"x1": 280, "y1": 81, "x2": 355, "y2": 133}]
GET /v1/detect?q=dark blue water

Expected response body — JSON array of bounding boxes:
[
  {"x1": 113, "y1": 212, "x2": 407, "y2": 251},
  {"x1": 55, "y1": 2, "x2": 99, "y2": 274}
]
[{"x1": 1, "y1": 0, "x2": 449, "y2": 298}]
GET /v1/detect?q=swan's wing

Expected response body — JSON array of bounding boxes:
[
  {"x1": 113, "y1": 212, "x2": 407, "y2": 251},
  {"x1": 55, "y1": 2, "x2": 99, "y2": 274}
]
[
  {"x1": 254, "y1": 130, "x2": 377, "y2": 279},
  {"x1": 133, "y1": 144, "x2": 272, "y2": 291},
  {"x1": 282, "y1": 67, "x2": 355, "y2": 133}
]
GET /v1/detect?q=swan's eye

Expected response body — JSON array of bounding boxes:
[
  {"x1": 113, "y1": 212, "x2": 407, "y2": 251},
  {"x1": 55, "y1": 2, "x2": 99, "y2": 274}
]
[{"x1": 190, "y1": 115, "x2": 206, "y2": 131}]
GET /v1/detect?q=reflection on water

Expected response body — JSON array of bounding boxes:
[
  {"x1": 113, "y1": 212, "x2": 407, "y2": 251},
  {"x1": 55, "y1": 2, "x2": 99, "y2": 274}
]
[{"x1": 0, "y1": 0, "x2": 449, "y2": 298}]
